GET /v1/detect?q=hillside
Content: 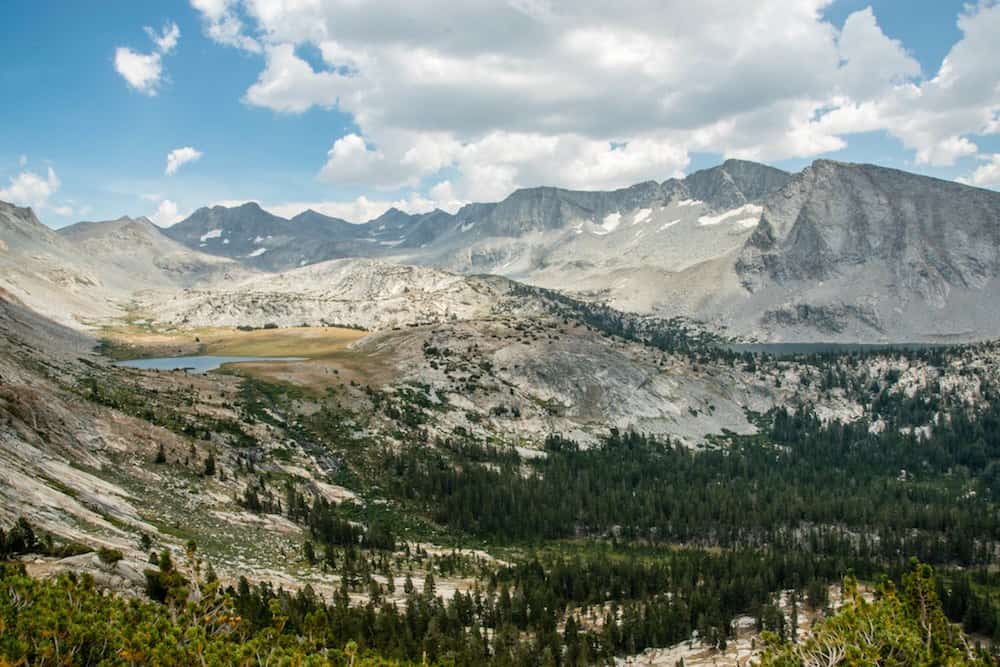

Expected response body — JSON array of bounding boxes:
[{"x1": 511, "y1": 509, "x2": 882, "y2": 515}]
[
  {"x1": 59, "y1": 215, "x2": 252, "y2": 288},
  {"x1": 135, "y1": 257, "x2": 548, "y2": 330},
  {"x1": 0, "y1": 201, "x2": 129, "y2": 325}
]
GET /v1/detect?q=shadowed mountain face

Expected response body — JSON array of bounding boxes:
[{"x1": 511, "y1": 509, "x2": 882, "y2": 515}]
[
  {"x1": 161, "y1": 202, "x2": 452, "y2": 270},
  {"x1": 739, "y1": 161, "x2": 1000, "y2": 292},
  {"x1": 726, "y1": 160, "x2": 1000, "y2": 341},
  {"x1": 683, "y1": 159, "x2": 794, "y2": 210},
  {"x1": 160, "y1": 202, "x2": 314, "y2": 270}
]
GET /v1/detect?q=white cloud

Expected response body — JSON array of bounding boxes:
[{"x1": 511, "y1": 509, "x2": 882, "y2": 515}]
[
  {"x1": 958, "y1": 154, "x2": 1000, "y2": 189},
  {"x1": 146, "y1": 22, "x2": 180, "y2": 54},
  {"x1": 836, "y1": 7, "x2": 920, "y2": 101},
  {"x1": 190, "y1": 0, "x2": 229, "y2": 20},
  {"x1": 190, "y1": 0, "x2": 262, "y2": 52},
  {"x1": 428, "y1": 180, "x2": 466, "y2": 213},
  {"x1": 18, "y1": 155, "x2": 27, "y2": 167},
  {"x1": 317, "y1": 134, "x2": 385, "y2": 184},
  {"x1": 189, "y1": 1, "x2": 1000, "y2": 192},
  {"x1": 114, "y1": 22, "x2": 180, "y2": 95},
  {"x1": 114, "y1": 48, "x2": 164, "y2": 95},
  {"x1": 815, "y1": 2, "x2": 1000, "y2": 166},
  {"x1": 0, "y1": 167, "x2": 62, "y2": 210},
  {"x1": 165, "y1": 147, "x2": 203, "y2": 175},
  {"x1": 150, "y1": 198, "x2": 185, "y2": 226},
  {"x1": 243, "y1": 44, "x2": 352, "y2": 113}
]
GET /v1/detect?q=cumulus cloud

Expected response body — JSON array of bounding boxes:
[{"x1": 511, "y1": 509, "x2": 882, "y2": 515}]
[
  {"x1": 958, "y1": 154, "x2": 1000, "y2": 189},
  {"x1": 0, "y1": 167, "x2": 62, "y2": 210},
  {"x1": 835, "y1": 7, "x2": 920, "y2": 101},
  {"x1": 145, "y1": 22, "x2": 180, "y2": 54},
  {"x1": 189, "y1": 1, "x2": 1000, "y2": 194},
  {"x1": 243, "y1": 44, "x2": 352, "y2": 113},
  {"x1": 165, "y1": 147, "x2": 203, "y2": 175},
  {"x1": 114, "y1": 22, "x2": 180, "y2": 95},
  {"x1": 114, "y1": 49, "x2": 163, "y2": 94},
  {"x1": 816, "y1": 2, "x2": 1000, "y2": 166},
  {"x1": 150, "y1": 198, "x2": 185, "y2": 226},
  {"x1": 190, "y1": 0, "x2": 261, "y2": 53}
]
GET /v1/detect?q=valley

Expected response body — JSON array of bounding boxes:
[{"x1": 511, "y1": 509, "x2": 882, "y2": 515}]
[
  {"x1": 2, "y1": 159, "x2": 1000, "y2": 665},
  {"x1": 8, "y1": 3, "x2": 1000, "y2": 662}
]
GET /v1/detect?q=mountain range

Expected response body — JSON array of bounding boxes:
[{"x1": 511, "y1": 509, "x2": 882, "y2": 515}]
[{"x1": 3, "y1": 158, "x2": 1000, "y2": 341}]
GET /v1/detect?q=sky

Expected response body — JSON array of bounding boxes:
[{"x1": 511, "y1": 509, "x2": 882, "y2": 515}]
[{"x1": 1, "y1": 1, "x2": 998, "y2": 228}]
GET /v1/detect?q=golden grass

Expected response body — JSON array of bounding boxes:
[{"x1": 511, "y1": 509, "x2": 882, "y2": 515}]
[
  {"x1": 202, "y1": 327, "x2": 367, "y2": 357},
  {"x1": 101, "y1": 325, "x2": 368, "y2": 359},
  {"x1": 100, "y1": 324, "x2": 399, "y2": 391}
]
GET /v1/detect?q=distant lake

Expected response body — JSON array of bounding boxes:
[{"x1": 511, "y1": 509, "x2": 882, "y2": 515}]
[
  {"x1": 114, "y1": 355, "x2": 305, "y2": 374},
  {"x1": 723, "y1": 342, "x2": 946, "y2": 357}
]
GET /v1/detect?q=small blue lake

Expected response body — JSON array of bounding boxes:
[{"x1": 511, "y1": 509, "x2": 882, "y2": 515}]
[{"x1": 114, "y1": 356, "x2": 305, "y2": 374}]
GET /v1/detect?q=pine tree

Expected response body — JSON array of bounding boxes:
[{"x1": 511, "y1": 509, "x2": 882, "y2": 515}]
[
  {"x1": 303, "y1": 540, "x2": 316, "y2": 565},
  {"x1": 203, "y1": 452, "x2": 216, "y2": 477}
]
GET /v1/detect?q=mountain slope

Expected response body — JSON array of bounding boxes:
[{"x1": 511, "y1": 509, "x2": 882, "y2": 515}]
[
  {"x1": 724, "y1": 160, "x2": 1000, "y2": 341},
  {"x1": 28, "y1": 157, "x2": 1000, "y2": 342},
  {"x1": 0, "y1": 201, "x2": 129, "y2": 326},
  {"x1": 390, "y1": 160, "x2": 789, "y2": 314},
  {"x1": 59, "y1": 215, "x2": 251, "y2": 288},
  {"x1": 136, "y1": 257, "x2": 549, "y2": 330},
  {"x1": 682, "y1": 158, "x2": 793, "y2": 210},
  {"x1": 161, "y1": 160, "x2": 791, "y2": 277}
]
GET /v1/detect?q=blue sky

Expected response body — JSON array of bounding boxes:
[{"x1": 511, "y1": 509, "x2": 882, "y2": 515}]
[{"x1": 1, "y1": 1, "x2": 998, "y2": 228}]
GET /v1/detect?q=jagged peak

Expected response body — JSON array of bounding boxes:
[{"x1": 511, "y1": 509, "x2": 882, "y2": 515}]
[
  {"x1": 290, "y1": 208, "x2": 327, "y2": 221},
  {"x1": 0, "y1": 199, "x2": 39, "y2": 220},
  {"x1": 720, "y1": 157, "x2": 786, "y2": 173},
  {"x1": 197, "y1": 201, "x2": 265, "y2": 214},
  {"x1": 368, "y1": 206, "x2": 414, "y2": 224}
]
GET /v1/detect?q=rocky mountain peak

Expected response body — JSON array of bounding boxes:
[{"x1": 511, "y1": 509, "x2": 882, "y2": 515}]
[
  {"x1": 729, "y1": 159, "x2": 1000, "y2": 339},
  {"x1": 0, "y1": 200, "x2": 63, "y2": 248},
  {"x1": 232, "y1": 201, "x2": 265, "y2": 212},
  {"x1": 683, "y1": 159, "x2": 792, "y2": 211}
]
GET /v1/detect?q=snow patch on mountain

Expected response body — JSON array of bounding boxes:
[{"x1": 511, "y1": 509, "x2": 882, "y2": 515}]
[
  {"x1": 597, "y1": 212, "x2": 622, "y2": 235},
  {"x1": 698, "y1": 204, "x2": 763, "y2": 227},
  {"x1": 632, "y1": 208, "x2": 652, "y2": 225}
]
